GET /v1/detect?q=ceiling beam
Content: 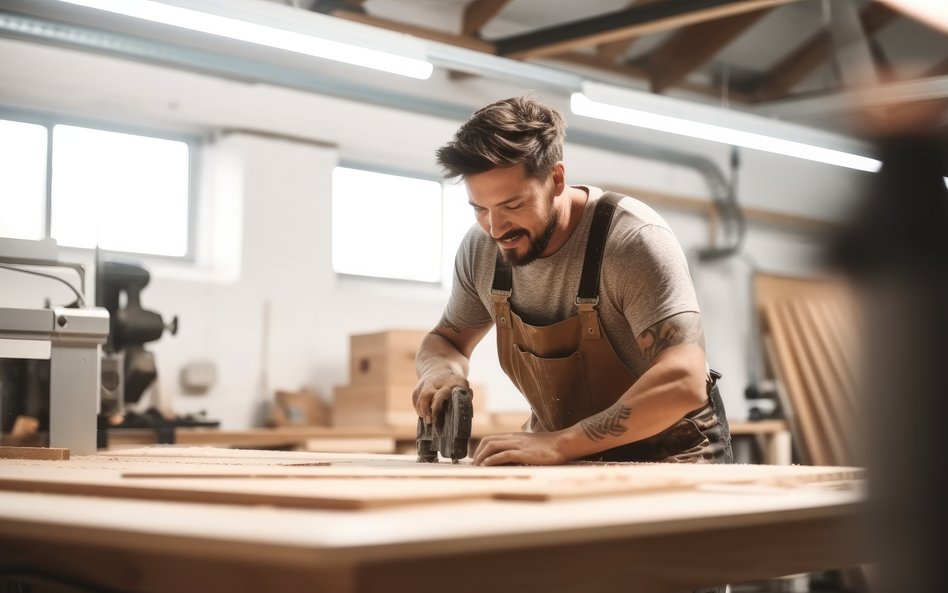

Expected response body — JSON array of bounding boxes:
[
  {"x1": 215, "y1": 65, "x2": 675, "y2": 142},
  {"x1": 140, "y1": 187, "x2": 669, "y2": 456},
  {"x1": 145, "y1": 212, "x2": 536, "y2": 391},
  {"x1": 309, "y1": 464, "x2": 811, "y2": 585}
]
[
  {"x1": 552, "y1": 51, "x2": 754, "y2": 103},
  {"x1": 492, "y1": 0, "x2": 800, "y2": 60},
  {"x1": 462, "y1": 0, "x2": 512, "y2": 37},
  {"x1": 923, "y1": 55, "x2": 948, "y2": 78},
  {"x1": 826, "y1": 0, "x2": 879, "y2": 87},
  {"x1": 644, "y1": 7, "x2": 776, "y2": 93},
  {"x1": 752, "y1": 75, "x2": 948, "y2": 118},
  {"x1": 752, "y1": 2, "x2": 899, "y2": 102},
  {"x1": 326, "y1": 10, "x2": 496, "y2": 53},
  {"x1": 595, "y1": 0, "x2": 662, "y2": 61}
]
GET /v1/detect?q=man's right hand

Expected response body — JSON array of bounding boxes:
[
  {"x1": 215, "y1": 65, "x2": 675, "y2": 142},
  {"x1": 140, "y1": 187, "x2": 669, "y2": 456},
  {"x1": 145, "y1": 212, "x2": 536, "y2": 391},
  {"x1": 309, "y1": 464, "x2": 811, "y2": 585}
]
[{"x1": 412, "y1": 370, "x2": 470, "y2": 425}]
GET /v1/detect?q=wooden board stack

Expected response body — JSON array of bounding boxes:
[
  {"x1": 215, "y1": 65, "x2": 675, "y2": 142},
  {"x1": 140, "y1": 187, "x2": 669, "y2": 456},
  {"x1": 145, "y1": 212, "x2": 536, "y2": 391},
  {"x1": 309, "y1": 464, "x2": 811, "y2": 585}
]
[
  {"x1": 755, "y1": 273, "x2": 862, "y2": 467},
  {"x1": 0, "y1": 447, "x2": 865, "y2": 511},
  {"x1": 332, "y1": 329, "x2": 427, "y2": 428}
]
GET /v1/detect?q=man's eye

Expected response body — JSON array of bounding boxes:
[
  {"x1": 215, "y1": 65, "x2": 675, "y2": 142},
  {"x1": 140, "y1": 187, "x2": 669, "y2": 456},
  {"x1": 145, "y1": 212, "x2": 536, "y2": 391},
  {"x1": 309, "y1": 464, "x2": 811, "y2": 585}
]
[{"x1": 506, "y1": 203, "x2": 522, "y2": 210}]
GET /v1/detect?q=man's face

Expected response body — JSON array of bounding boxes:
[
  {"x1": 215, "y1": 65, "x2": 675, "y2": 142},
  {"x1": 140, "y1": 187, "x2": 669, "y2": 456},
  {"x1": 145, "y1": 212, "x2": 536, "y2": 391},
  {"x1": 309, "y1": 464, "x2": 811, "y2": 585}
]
[{"x1": 465, "y1": 163, "x2": 560, "y2": 267}]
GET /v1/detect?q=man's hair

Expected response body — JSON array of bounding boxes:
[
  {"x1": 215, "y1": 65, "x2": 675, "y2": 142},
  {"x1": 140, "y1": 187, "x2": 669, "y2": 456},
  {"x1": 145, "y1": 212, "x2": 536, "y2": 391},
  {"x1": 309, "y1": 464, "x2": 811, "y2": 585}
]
[{"x1": 435, "y1": 95, "x2": 566, "y2": 180}]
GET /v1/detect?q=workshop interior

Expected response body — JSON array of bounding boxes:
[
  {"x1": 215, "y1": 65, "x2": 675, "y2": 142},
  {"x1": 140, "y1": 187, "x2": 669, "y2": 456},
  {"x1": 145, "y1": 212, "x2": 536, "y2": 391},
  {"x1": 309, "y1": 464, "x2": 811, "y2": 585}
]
[{"x1": 0, "y1": 1, "x2": 946, "y2": 592}]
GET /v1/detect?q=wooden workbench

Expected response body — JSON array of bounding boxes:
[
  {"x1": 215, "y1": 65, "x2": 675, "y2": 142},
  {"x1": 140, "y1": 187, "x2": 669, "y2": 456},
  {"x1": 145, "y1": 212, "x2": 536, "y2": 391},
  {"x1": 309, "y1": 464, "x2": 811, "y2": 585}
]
[
  {"x1": 0, "y1": 447, "x2": 866, "y2": 593},
  {"x1": 105, "y1": 418, "x2": 794, "y2": 464}
]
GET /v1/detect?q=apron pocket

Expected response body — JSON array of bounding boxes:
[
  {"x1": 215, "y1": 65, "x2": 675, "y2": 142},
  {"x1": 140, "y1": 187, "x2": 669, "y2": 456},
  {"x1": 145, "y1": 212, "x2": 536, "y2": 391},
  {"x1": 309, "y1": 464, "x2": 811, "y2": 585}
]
[{"x1": 514, "y1": 345, "x2": 591, "y2": 431}]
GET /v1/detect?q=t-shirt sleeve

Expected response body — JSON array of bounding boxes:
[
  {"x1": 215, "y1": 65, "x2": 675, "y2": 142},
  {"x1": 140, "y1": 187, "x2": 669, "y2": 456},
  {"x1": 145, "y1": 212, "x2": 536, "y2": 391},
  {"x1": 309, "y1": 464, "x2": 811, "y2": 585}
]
[
  {"x1": 443, "y1": 227, "x2": 494, "y2": 330},
  {"x1": 609, "y1": 222, "x2": 700, "y2": 336}
]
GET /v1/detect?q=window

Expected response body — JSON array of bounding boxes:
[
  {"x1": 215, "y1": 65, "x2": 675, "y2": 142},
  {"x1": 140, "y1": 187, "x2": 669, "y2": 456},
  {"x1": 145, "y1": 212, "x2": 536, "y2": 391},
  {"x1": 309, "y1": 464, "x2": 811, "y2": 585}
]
[
  {"x1": 0, "y1": 114, "x2": 195, "y2": 258},
  {"x1": 0, "y1": 120, "x2": 47, "y2": 240},
  {"x1": 332, "y1": 166, "x2": 473, "y2": 284}
]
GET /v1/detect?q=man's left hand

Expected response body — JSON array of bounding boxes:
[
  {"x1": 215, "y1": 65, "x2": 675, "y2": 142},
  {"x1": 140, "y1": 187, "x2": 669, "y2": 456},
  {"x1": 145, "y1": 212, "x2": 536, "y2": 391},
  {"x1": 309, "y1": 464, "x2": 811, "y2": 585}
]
[{"x1": 472, "y1": 431, "x2": 569, "y2": 466}]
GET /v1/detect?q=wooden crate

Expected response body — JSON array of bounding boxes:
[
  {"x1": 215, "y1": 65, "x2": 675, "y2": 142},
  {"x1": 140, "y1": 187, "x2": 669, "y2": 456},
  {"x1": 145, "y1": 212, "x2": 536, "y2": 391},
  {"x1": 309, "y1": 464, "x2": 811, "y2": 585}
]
[
  {"x1": 332, "y1": 382, "x2": 490, "y2": 430},
  {"x1": 332, "y1": 383, "x2": 418, "y2": 428},
  {"x1": 348, "y1": 329, "x2": 429, "y2": 386}
]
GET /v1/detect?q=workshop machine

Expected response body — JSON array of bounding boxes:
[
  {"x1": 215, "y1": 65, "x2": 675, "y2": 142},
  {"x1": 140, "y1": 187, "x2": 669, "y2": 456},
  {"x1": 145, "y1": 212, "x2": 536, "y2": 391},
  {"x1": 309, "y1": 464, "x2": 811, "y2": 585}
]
[
  {"x1": 0, "y1": 237, "x2": 110, "y2": 454},
  {"x1": 95, "y1": 259, "x2": 218, "y2": 445},
  {"x1": 416, "y1": 386, "x2": 473, "y2": 463},
  {"x1": 96, "y1": 260, "x2": 177, "y2": 419}
]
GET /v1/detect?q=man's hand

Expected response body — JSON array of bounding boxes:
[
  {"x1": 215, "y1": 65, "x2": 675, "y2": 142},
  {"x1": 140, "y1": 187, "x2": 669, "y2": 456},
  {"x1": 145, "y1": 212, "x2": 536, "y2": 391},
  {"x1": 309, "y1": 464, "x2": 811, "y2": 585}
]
[
  {"x1": 412, "y1": 370, "x2": 469, "y2": 425},
  {"x1": 472, "y1": 431, "x2": 569, "y2": 466},
  {"x1": 413, "y1": 321, "x2": 490, "y2": 425}
]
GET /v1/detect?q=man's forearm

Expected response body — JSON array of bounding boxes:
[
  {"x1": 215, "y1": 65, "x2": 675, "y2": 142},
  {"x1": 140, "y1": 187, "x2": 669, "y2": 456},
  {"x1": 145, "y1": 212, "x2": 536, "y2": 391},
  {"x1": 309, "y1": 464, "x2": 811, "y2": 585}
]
[
  {"x1": 555, "y1": 344, "x2": 708, "y2": 460},
  {"x1": 415, "y1": 330, "x2": 470, "y2": 380}
]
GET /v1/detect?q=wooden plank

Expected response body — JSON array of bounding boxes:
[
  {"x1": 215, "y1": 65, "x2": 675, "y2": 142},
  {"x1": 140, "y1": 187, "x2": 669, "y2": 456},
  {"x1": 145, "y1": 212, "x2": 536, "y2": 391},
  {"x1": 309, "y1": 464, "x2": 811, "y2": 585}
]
[
  {"x1": 646, "y1": 8, "x2": 775, "y2": 93},
  {"x1": 554, "y1": 52, "x2": 756, "y2": 103},
  {"x1": 776, "y1": 299, "x2": 843, "y2": 465},
  {"x1": 0, "y1": 446, "x2": 69, "y2": 461},
  {"x1": 794, "y1": 299, "x2": 861, "y2": 420},
  {"x1": 756, "y1": 275, "x2": 862, "y2": 466},
  {"x1": 329, "y1": 10, "x2": 495, "y2": 53},
  {"x1": 803, "y1": 298, "x2": 859, "y2": 419},
  {"x1": 0, "y1": 450, "x2": 864, "y2": 514},
  {"x1": 462, "y1": 0, "x2": 512, "y2": 36},
  {"x1": 787, "y1": 299, "x2": 855, "y2": 464},
  {"x1": 495, "y1": 0, "x2": 800, "y2": 60},
  {"x1": 595, "y1": 0, "x2": 661, "y2": 60},
  {"x1": 761, "y1": 299, "x2": 827, "y2": 465},
  {"x1": 0, "y1": 475, "x2": 868, "y2": 593},
  {"x1": 754, "y1": 2, "x2": 900, "y2": 101},
  {"x1": 763, "y1": 335, "x2": 810, "y2": 463}
]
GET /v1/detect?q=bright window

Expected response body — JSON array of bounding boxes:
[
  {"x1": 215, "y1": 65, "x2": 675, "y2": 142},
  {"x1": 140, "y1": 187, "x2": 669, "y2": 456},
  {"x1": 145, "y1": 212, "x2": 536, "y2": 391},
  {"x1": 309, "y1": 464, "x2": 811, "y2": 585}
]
[
  {"x1": 51, "y1": 124, "x2": 191, "y2": 257},
  {"x1": 0, "y1": 114, "x2": 195, "y2": 258},
  {"x1": 0, "y1": 119, "x2": 48, "y2": 240},
  {"x1": 332, "y1": 166, "x2": 474, "y2": 284}
]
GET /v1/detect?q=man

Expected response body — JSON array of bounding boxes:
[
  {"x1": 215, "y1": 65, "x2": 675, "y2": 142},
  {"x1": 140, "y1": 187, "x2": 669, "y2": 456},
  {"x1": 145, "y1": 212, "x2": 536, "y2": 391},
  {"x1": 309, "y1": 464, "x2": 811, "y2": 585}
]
[{"x1": 413, "y1": 95, "x2": 731, "y2": 468}]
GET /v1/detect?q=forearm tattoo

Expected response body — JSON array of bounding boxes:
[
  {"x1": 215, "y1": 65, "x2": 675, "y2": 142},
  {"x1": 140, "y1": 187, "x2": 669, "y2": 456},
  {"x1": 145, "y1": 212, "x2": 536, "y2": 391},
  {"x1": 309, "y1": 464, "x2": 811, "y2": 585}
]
[
  {"x1": 580, "y1": 404, "x2": 632, "y2": 441},
  {"x1": 637, "y1": 312, "x2": 705, "y2": 364}
]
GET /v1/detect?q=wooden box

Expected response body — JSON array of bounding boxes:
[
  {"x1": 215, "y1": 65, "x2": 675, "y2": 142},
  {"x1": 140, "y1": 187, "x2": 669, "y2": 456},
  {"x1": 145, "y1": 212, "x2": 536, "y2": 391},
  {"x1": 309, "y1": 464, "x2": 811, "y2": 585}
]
[
  {"x1": 332, "y1": 383, "x2": 418, "y2": 428},
  {"x1": 332, "y1": 382, "x2": 490, "y2": 430},
  {"x1": 349, "y1": 329, "x2": 428, "y2": 386}
]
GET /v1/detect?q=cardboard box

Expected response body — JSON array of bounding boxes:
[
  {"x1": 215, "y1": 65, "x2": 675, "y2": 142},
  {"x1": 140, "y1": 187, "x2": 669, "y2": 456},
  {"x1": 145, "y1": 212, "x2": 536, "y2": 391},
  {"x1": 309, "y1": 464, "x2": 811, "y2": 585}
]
[{"x1": 349, "y1": 329, "x2": 428, "y2": 386}]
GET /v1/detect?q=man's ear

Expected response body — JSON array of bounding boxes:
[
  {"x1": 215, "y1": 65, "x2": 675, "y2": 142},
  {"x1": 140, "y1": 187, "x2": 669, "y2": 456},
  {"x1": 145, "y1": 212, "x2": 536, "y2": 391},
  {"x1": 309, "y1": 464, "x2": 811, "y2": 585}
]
[{"x1": 551, "y1": 161, "x2": 566, "y2": 194}]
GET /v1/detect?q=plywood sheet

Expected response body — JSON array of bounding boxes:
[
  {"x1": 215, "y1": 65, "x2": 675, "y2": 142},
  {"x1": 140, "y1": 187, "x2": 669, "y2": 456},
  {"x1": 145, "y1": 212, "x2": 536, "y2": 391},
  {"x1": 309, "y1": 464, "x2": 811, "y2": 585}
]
[
  {"x1": 0, "y1": 446, "x2": 69, "y2": 460},
  {"x1": 0, "y1": 448, "x2": 864, "y2": 511},
  {"x1": 756, "y1": 274, "x2": 862, "y2": 466}
]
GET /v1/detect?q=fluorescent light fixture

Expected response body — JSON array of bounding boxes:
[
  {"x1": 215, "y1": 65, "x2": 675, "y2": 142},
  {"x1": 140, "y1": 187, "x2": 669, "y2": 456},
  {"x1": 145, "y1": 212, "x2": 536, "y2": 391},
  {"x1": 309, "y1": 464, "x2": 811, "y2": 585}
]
[
  {"x1": 51, "y1": 0, "x2": 433, "y2": 80},
  {"x1": 572, "y1": 81, "x2": 881, "y2": 173}
]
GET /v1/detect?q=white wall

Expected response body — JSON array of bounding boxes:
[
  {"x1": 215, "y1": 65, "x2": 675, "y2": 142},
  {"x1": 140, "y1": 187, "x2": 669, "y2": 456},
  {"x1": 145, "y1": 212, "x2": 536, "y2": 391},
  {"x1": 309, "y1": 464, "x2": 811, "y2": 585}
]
[{"x1": 0, "y1": 37, "x2": 871, "y2": 427}]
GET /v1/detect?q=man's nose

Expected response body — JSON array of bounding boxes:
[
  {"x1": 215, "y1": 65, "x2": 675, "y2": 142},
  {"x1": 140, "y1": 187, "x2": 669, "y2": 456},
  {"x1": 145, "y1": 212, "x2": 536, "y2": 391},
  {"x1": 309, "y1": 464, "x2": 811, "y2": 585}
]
[{"x1": 487, "y1": 210, "x2": 509, "y2": 238}]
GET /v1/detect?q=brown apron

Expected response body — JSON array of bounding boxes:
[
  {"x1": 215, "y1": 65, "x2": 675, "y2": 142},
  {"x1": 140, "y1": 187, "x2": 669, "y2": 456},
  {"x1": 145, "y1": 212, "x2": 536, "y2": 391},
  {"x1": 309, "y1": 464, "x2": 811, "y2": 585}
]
[{"x1": 491, "y1": 192, "x2": 732, "y2": 463}]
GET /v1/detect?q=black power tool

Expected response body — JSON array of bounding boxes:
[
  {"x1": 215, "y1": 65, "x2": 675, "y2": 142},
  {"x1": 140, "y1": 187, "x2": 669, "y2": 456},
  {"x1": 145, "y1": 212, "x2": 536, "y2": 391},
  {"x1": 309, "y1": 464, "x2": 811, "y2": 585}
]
[{"x1": 416, "y1": 386, "x2": 473, "y2": 463}]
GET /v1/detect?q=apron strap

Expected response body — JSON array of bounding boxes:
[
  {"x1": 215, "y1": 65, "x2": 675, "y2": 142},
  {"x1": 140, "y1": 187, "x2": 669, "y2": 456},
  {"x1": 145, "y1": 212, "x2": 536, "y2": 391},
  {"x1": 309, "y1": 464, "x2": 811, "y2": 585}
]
[
  {"x1": 491, "y1": 255, "x2": 512, "y2": 295},
  {"x1": 491, "y1": 254, "x2": 512, "y2": 331},
  {"x1": 490, "y1": 191, "x2": 624, "y2": 335},
  {"x1": 576, "y1": 191, "x2": 623, "y2": 305}
]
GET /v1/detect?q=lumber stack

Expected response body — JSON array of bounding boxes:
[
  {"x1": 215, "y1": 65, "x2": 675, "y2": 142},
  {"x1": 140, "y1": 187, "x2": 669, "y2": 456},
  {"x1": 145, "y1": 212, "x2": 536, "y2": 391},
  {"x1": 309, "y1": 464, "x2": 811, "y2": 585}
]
[
  {"x1": 332, "y1": 329, "x2": 428, "y2": 428},
  {"x1": 755, "y1": 274, "x2": 863, "y2": 466}
]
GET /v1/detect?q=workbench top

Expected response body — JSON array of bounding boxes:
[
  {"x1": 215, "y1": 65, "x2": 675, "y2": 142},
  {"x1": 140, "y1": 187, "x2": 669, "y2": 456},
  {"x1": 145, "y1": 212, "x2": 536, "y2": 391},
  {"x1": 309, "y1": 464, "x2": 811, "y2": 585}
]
[{"x1": 0, "y1": 448, "x2": 868, "y2": 593}]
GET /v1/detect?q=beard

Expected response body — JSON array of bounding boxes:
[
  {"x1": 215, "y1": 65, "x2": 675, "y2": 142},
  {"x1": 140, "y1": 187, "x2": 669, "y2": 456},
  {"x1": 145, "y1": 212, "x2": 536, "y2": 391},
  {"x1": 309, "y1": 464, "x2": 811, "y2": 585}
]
[{"x1": 497, "y1": 209, "x2": 559, "y2": 267}]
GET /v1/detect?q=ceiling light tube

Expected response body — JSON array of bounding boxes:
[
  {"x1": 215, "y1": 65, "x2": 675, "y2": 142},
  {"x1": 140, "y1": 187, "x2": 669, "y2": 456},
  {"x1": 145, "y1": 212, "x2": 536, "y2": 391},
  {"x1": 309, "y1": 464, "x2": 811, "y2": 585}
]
[
  {"x1": 51, "y1": 0, "x2": 433, "y2": 80},
  {"x1": 572, "y1": 81, "x2": 881, "y2": 173}
]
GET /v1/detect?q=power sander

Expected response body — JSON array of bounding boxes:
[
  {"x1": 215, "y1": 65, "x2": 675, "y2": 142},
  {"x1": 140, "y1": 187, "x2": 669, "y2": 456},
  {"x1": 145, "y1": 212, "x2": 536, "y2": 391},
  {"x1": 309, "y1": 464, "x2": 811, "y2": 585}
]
[{"x1": 416, "y1": 386, "x2": 473, "y2": 463}]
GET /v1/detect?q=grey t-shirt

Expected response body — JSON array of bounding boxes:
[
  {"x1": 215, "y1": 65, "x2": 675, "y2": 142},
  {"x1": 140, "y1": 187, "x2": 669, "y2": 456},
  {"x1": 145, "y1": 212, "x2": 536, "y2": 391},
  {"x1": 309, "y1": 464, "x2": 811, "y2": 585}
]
[{"x1": 443, "y1": 186, "x2": 700, "y2": 381}]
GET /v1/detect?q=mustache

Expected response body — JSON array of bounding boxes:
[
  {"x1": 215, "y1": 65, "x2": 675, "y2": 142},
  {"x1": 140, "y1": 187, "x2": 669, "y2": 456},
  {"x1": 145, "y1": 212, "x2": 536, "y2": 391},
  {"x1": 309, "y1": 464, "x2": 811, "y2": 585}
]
[{"x1": 496, "y1": 230, "x2": 526, "y2": 243}]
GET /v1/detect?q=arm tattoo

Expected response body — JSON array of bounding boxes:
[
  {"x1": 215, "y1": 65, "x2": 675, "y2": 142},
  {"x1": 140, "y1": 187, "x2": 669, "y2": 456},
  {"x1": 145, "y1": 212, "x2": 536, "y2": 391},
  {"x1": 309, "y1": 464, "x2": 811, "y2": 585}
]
[
  {"x1": 580, "y1": 405, "x2": 632, "y2": 441},
  {"x1": 637, "y1": 312, "x2": 704, "y2": 364}
]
